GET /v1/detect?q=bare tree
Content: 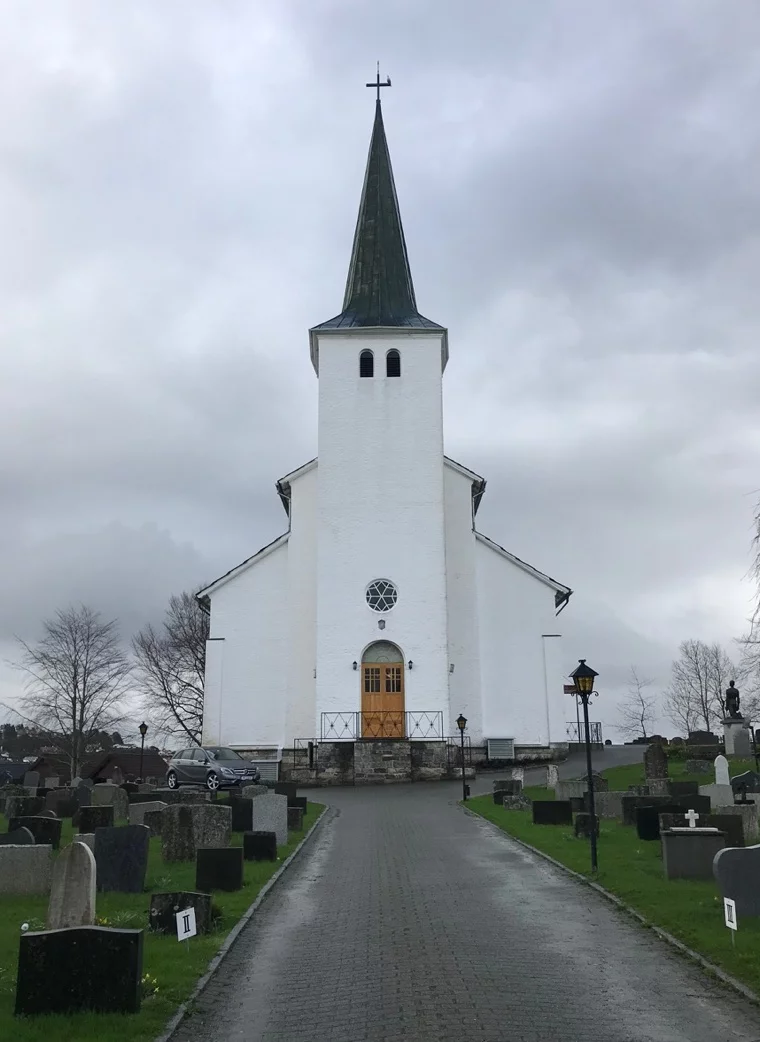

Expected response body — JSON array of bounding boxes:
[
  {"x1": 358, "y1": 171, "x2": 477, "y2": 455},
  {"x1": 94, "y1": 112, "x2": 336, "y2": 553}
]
[
  {"x1": 10, "y1": 605, "x2": 131, "y2": 777},
  {"x1": 617, "y1": 666, "x2": 658, "y2": 740},
  {"x1": 132, "y1": 590, "x2": 208, "y2": 744},
  {"x1": 664, "y1": 639, "x2": 736, "y2": 735}
]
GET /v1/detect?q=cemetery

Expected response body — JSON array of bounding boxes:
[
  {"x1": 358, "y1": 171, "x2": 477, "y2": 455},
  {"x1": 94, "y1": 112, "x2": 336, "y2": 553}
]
[
  {"x1": 470, "y1": 751, "x2": 760, "y2": 995},
  {"x1": 0, "y1": 780, "x2": 323, "y2": 1040}
]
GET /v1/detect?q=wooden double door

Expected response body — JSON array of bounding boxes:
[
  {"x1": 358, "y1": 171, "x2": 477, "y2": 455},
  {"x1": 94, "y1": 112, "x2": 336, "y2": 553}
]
[{"x1": 361, "y1": 661, "x2": 405, "y2": 739}]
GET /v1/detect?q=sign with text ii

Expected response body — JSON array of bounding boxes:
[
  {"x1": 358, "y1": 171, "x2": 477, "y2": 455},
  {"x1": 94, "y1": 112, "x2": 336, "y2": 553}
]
[
  {"x1": 176, "y1": 907, "x2": 197, "y2": 942},
  {"x1": 724, "y1": 897, "x2": 737, "y2": 932}
]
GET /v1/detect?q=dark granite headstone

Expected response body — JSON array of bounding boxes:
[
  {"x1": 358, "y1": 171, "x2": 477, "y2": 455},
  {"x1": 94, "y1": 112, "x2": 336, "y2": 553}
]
[
  {"x1": 195, "y1": 847, "x2": 244, "y2": 892},
  {"x1": 142, "y1": 809, "x2": 163, "y2": 837},
  {"x1": 714, "y1": 844, "x2": 760, "y2": 916},
  {"x1": 230, "y1": 798, "x2": 253, "y2": 832},
  {"x1": 731, "y1": 771, "x2": 760, "y2": 795},
  {"x1": 644, "y1": 743, "x2": 669, "y2": 781},
  {"x1": 287, "y1": 806, "x2": 304, "y2": 831},
  {"x1": 94, "y1": 825, "x2": 150, "y2": 893},
  {"x1": 37, "y1": 809, "x2": 57, "y2": 819},
  {"x1": 574, "y1": 813, "x2": 600, "y2": 838},
  {"x1": 662, "y1": 829, "x2": 726, "y2": 880},
  {"x1": 75, "y1": 782, "x2": 93, "y2": 809},
  {"x1": 493, "y1": 789, "x2": 508, "y2": 805},
  {"x1": 9, "y1": 796, "x2": 44, "y2": 818},
  {"x1": 78, "y1": 805, "x2": 114, "y2": 833},
  {"x1": 635, "y1": 804, "x2": 684, "y2": 841},
  {"x1": 532, "y1": 801, "x2": 573, "y2": 825},
  {"x1": 149, "y1": 891, "x2": 213, "y2": 935},
  {"x1": 661, "y1": 812, "x2": 745, "y2": 847},
  {"x1": 687, "y1": 731, "x2": 719, "y2": 746},
  {"x1": 0, "y1": 826, "x2": 35, "y2": 845},
  {"x1": 14, "y1": 926, "x2": 143, "y2": 1015},
  {"x1": 121, "y1": 782, "x2": 139, "y2": 795},
  {"x1": 274, "y1": 782, "x2": 297, "y2": 802},
  {"x1": 493, "y1": 780, "x2": 522, "y2": 796},
  {"x1": 666, "y1": 781, "x2": 700, "y2": 798},
  {"x1": 622, "y1": 794, "x2": 711, "y2": 827},
  {"x1": 291, "y1": 796, "x2": 308, "y2": 814},
  {"x1": 9, "y1": 816, "x2": 62, "y2": 850},
  {"x1": 243, "y1": 830, "x2": 277, "y2": 861},
  {"x1": 569, "y1": 796, "x2": 586, "y2": 813}
]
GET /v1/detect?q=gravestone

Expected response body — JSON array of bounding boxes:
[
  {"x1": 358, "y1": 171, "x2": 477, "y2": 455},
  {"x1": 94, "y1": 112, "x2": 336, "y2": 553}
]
[
  {"x1": 584, "y1": 792, "x2": 626, "y2": 820},
  {"x1": 628, "y1": 785, "x2": 650, "y2": 796},
  {"x1": 731, "y1": 771, "x2": 760, "y2": 796},
  {"x1": 661, "y1": 828, "x2": 726, "y2": 880},
  {"x1": 78, "y1": 805, "x2": 114, "y2": 833},
  {"x1": 45, "y1": 776, "x2": 60, "y2": 788},
  {"x1": 23, "y1": 771, "x2": 40, "y2": 789},
  {"x1": 547, "y1": 764, "x2": 559, "y2": 789},
  {"x1": 151, "y1": 788, "x2": 211, "y2": 804},
  {"x1": 712, "y1": 802, "x2": 760, "y2": 843},
  {"x1": 149, "y1": 891, "x2": 213, "y2": 934},
  {"x1": 75, "y1": 781, "x2": 93, "y2": 809},
  {"x1": 231, "y1": 797, "x2": 254, "y2": 831},
  {"x1": 0, "y1": 845, "x2": 53, "y2": 894},
  {"x1": 511, "y1": 768, "x2": 525, "y2": 783},
  {"x1": 714, "y1": 754, "x2": 730, "y2": 786},
  {"x1": 45, "y1": 789, "x2": 78, "y2": 818},
  {"x1": 287, "y1": 806, "x2": 304, "y2": 830},
  {"x1": 291, "y1": 796, "x2": 308, "y2": 814},
  {"x1": 532, "y1": 801, "x2": 572, "y2": 825},
  {"x1": 685, "y1": 759, "x2": 712, "y2": 775},
  {"x1": 6, "y1": 795, "x2": 44, "y2": 820},
  {"x1": 47, "y1": 841, "x2": 96, "y2": 929},
  {"x1": 15, "y1": 926, "x2": 143, "y2": 1015},
  {"x1": 37, "y1": 809, "x2": 57, "y2": 819},
  {"x1": 251, "y1": 794, "x2": 288, "y2": 846},
  {"x1": 493, "y1": 790, "x2": 508, "y2": 805},
  {"x1": 666, "y1": 781, "x2": 699, "y2": 798},
  {"x1": 241, "y1": 784, "x2": 268, "y2": 799},
  {"x1": 274, "y1": 782, "x2": 297, "y2": 803},
  {"x1": 75, "y1": 833, "x2": 95, "y2": 852},
  {"x1": 621, "y1": 794, "x2": 711, "y2": 827},
  {"x1": 502, "y1": 794, "x2": 531, "y2": 810},
  {"x1": 687, "y1": 731, "x2": 719, "y2": 746},
  {"x1": 699, "y1": 783, "x2": 734, "y2": 806},
  {"x1": 644, "y1": 743, "x2": 669, "y2": 781},
  {"x1": 0, "y1": 827, "x2": 35, "y2": 845},
  {"x1": 574, "y1": 813, "x2": 599, "y2": 838},
  {"x1": 635, "y1": 804, "x2": 685, "y2": 841},
  {"x1": 94, "y1": 825, "x2": 150, "y2": 892},
  {"x1": 713, "y1": 844, "x2": 760, "y2": 916},
  {"x1": 111, "y1": 766, "x2": 124, "y2": 786},
  {"x1": 9, "y1": 816, "x2": 62, "y2": 850},
  {"x1": 162, "y1": 804, "x2": 232, "y2": 862},
  {"x1": 660, "y1": 812, "x2": 745, "y2": 848},
  {"x1": 733, "y1": 727, "x2": 753, "y2": 758},
  {"x1": 195, "y1": 847, "x2": 244, "y2": 892},
  {"x1": 493, "y1": 780, "x2": 522, "y2": 796},
  {"x1": 569, "y1": 796, "x2": 586, "y2": 813},
  {"x1": 128, "y1": 800, "x2": 168, "y2": 827},
  {"x1": 243, "y1": 830, "x2": 277, "y2": 861},
  {"x1": 143, "y1": 809, "x2": 164, "y2": 837},
  {"x1": 91, "y1": 783, "x2": 129, "y2": 821}
]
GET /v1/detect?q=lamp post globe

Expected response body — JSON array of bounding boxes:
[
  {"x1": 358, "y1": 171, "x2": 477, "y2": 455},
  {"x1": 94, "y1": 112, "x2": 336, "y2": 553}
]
[
  {"x1": 138, "y1": 721, "x2": 148, "y2": 782},
  {"x1": 455, "y1": 714, "x2": 468, "y2": 801},
  {"x1": 569, "y1": 659, "x2": 600, "y2": 874}
]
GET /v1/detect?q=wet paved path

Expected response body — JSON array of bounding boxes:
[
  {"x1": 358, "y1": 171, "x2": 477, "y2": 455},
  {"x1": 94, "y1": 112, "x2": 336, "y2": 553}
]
[{"x1": 173, "y1": 783, "x2": 760, "y2": 1042}]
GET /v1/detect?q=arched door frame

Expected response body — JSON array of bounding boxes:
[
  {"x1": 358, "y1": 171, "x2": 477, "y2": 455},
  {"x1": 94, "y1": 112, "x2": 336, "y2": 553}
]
[{"x1": 360, "y1": 642, "x2": 405, "y2": 738}]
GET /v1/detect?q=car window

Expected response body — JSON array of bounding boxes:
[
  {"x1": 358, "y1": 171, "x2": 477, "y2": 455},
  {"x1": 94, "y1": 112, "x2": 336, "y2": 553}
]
[
  {"x1": 192, "y1": 749, "x2": 207, "y2": 762},
  {"x1": 177, "y1": 750, "x2": 191, "y2": 760}
]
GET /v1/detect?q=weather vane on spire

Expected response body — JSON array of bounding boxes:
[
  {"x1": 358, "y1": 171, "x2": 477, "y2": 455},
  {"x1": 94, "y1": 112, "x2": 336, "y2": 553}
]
[{"x1": 366, "y1": 61, "x2": 391, "y2": 102}]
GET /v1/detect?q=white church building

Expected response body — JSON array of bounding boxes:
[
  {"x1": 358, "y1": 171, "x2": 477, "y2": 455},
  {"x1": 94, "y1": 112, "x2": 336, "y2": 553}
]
[{"x1": 198, "y1": 95, "x2": 573, "y2": 781}]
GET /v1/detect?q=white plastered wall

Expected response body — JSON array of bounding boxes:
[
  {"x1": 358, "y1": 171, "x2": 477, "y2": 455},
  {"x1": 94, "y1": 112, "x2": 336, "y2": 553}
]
[
  {"x1": 443, "y1": 463, "x2": 482, "y2": 740},
  {"x1": 203, "y1": 539, "x2": 289, "y2": 747},
  {"x1": 475, "y1": 538, "x2": 566, "y2": 745},
  {"x1": 314, "y1": 330, "x2": 450, "y2": 732},
  {"x1": 284, "y1": 464, "x2": 318, "y2": 741}
]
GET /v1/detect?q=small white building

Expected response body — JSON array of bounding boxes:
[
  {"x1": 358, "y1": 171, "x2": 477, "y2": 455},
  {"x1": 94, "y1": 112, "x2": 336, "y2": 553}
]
[{"x1": 198, "y1": 97, "x2": 572, "y2": 778}]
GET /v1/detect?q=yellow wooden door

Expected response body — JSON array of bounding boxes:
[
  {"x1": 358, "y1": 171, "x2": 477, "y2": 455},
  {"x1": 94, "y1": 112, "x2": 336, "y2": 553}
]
[{"x1": 362, "y1": 663, "x2": 404, "y2": 738}]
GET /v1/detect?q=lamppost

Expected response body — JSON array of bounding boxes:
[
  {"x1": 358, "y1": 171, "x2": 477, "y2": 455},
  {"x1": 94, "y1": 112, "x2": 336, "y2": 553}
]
[
  {"x1": 570, "y1": 659, "x2": 599, "y2": 873},
  {"x1": 456, "y1": 714, "x2": 468, "y2": 801},
  {"x1": 138, "y1": 721, "x2": 148, "y2": 782}
]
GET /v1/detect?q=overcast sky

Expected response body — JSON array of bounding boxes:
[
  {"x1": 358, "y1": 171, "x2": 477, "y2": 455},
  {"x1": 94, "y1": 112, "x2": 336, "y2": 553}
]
[{"x1": 1, "y1": 1, "x2": 759, "y2": 739}]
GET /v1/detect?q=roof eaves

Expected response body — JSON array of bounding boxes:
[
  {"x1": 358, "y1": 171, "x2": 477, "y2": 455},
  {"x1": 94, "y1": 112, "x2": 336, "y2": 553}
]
[
  {"x1": 196, "y1": 532, "x2": 290, "y2": 606},
  {"x1": 474, "y1": 531, "x2": 572, "y2": 599}
]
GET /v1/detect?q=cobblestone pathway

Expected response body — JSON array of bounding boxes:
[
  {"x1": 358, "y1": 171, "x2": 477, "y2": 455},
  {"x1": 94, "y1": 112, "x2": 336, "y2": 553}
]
[{"x1": 172, "y1": 783, "x2": 760, "y2": 1042}]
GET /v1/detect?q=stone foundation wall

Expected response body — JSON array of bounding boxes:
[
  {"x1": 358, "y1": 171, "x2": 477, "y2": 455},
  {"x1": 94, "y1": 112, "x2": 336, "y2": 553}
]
[
  {"x1": 354, "y1": 741, "x2": 412, "y2": 784},
  {"x1": 280, "y1": 740, "x2": 457, "y2": 785}
]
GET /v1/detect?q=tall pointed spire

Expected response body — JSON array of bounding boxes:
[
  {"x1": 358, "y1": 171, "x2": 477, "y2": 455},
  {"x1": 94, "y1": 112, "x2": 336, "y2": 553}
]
[{"x1": 313, "y1": 96, "x2": 442, "y2": 330}]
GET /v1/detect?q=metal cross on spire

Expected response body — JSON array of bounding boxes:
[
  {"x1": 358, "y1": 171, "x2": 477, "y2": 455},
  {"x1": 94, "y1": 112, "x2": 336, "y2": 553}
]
[{"x1": 366, "y1": 62, "x2": 391, "y2": 102}]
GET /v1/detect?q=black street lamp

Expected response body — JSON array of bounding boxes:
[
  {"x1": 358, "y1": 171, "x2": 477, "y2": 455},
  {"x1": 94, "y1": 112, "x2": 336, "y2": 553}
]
[
  {"x1": 569, "y1": 659, "x2": 599, "y2": 873},
  {"x1": 138, "y1": 721, "x2": 148, "y2": 782},
  {"x1": 456, "y1": 714, "x2": 468, "y2": 801}
]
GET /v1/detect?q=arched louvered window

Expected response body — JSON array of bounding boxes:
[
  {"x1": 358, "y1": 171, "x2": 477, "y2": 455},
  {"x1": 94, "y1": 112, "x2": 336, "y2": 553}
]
[
  {"x1": 386, "y1": 349, "x2": 401, "y2": 378},
  {"x1": 359, "y1": 350, "x2": 374, "y2": 378}
]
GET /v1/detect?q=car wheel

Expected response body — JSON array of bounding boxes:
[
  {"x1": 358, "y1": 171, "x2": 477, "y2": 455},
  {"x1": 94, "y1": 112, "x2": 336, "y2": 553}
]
[
  {"x1": 206, "y1": 772, "x2": 220, "y2": 792},
  {"x1": 167, "y1": 771, "x2": 179, "y2": 790}
]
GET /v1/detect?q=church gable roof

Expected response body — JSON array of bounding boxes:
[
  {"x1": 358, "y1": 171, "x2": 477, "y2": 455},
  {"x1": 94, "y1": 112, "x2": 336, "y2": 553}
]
[
  {"x1": 311, "y1": 99, "x2": 443, "y2": 333},
  {"x1": 196, "y1": 533, "x2": 289, "y2": 608},
  {"x1": 475, "y1": 532, "x2": 572, "y2": 612}
]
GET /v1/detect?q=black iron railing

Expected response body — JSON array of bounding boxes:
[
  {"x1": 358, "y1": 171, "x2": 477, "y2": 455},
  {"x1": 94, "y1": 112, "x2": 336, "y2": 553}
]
[
  {"x1": 566, "y1": 721, "x2": 603, "y2": 744},
  {"x1": 446, "y1": 734, "x2": 472, "y2": 769},
  {"x1": 292, "y1": 738, "x2": 316, "y2": 768},
  {"x1": 320, "y1": 711, "x2": 444, "y2": 741}
]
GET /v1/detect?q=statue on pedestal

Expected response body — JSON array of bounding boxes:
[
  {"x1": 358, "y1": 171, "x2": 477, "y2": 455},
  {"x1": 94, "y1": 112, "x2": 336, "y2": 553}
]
[{"x1": 725, "y1": 680, "x2": 741, "y2": 720}]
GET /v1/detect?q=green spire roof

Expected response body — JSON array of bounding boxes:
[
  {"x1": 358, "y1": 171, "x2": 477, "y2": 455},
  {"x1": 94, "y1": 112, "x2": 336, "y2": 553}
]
[{"x1": 313, "y1": 100, "x2": 442, "y2": 330}]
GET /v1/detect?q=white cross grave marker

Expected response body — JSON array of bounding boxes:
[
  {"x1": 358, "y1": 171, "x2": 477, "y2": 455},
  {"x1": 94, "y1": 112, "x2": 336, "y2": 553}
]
[
  {"x1": 176, "y1": 907, "x2": 197, "y2": 942},
  {"x1": 685, "y1": 808, "x2": 700, "y2": 828}
]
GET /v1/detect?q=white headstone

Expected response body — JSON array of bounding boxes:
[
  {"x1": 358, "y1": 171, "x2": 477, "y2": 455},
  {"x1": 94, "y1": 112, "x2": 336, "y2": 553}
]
[
  {"x1": 47, "y1": 841, "x2": 96, "y2": 929},
  {"x1": 511, "y1": 768, "x2": 525, "y2": 783},
  {"x1": 714, "y1": 754, "x2": 730, "y2": 787},
  {"x1": 251, "y1": 793, "x2": 288, "y2": 846},
  {"x1": 547, "y1": 764, "x2": 559, "y2": 790}
]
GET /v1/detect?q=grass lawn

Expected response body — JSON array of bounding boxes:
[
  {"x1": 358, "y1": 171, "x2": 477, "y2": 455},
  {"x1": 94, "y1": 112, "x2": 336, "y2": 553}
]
[
  {"x1": 470, "y1": 756, "x2": 760, "y2": 996},
  {"x1": 0, "y1": 801, "x2": 325, "y2": 1041}
]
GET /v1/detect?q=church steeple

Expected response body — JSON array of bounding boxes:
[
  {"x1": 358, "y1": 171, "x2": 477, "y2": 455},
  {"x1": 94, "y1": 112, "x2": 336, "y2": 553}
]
[{"x1": 313, "y1": 95, "x2": 443, "y2": 331}]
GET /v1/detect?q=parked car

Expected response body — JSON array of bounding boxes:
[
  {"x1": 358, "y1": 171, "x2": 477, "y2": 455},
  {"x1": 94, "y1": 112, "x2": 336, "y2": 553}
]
[{"x1": 165, "y1": 746, "x2": 261, "y2": 792}]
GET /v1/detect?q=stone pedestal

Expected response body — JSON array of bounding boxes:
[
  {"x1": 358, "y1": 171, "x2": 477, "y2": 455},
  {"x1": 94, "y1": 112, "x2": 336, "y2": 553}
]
[
  {"x1": 661, "y1": 828, "x2": 726, "y2": 880},
  {"x1": 724, "y1": 718, "x2": 753, "y2": 757}
]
